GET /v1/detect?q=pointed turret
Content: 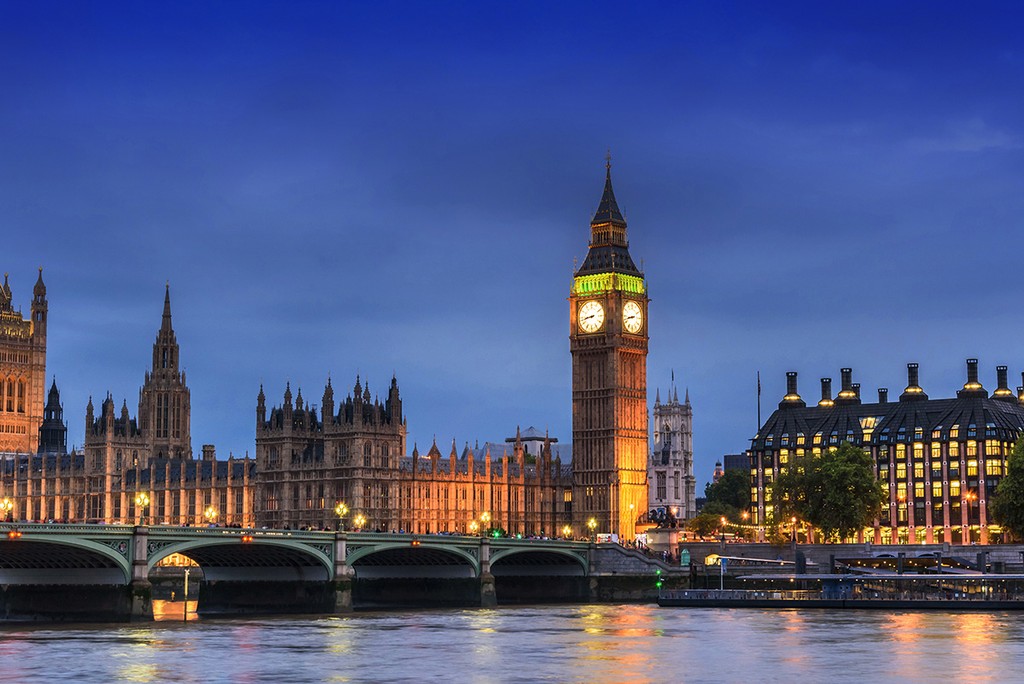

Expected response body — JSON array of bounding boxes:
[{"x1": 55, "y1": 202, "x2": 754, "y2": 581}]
[
  {"x1": 575, "y1": 157, "x2": 641, "y2": 276},
  {"x1": 257, "y1": 384, "x2": 266, "y2": 425},
  {"x1": 38, "y1": 377, "x2": 66, "y2": 454},
  {"x1": 161, "y1": 282, "x2": 172, "y2": 330},
  {"x1": 592, "y1": 159, "x2": 627, "y2": 229}
]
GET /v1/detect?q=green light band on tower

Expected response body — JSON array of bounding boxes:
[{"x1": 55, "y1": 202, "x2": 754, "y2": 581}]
[{"x1": 572, "y1": 273, "x2": 645, "y2": 296}]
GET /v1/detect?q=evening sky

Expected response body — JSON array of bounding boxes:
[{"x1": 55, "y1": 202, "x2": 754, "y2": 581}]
[{"x1": 3, "y1": 2, "x2": 1023, "y2": 485}]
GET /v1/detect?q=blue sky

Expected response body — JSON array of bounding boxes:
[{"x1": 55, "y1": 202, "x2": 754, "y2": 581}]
[{"x1": 3, "y1": 2, "x2": 1023, "y2": 485}]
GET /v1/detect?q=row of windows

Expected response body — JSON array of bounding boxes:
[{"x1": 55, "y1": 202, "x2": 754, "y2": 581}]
[
  {"x1": 0, "y1": 423, "x2": 28, "y2": 434},
  {"x1": 766, "y1": 423, "x2": 1006, "y2": 448},
  {"x1": 1, "y1": 378, "x2": 27, "y2": 413},
  {"x1": 0, "y1": 351, "x2": 30, "y2": 364}
]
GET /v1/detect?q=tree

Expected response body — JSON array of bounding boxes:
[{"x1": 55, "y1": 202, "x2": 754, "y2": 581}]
[
  {"x1": 704, "y1": 468, "x2": 750, "y2": 514},
  {"x1": 992, "y1": 439, "x2": 1024, "y2": 540},
  {"x1": 770, "y1": 442, "x2": 886, "y2": 541},
  {"x1": 686, "y1": 512, "x2": 725, "y2": 538}
]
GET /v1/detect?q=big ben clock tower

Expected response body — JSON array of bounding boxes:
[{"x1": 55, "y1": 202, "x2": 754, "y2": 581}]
[{"x1": 570, "y1": 160, "x2": 649, "y2": 540}]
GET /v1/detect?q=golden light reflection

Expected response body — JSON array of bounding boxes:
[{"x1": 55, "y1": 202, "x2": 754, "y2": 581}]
[{"x1": 152, "y1": 599, "x2": 196, "y2": 621}]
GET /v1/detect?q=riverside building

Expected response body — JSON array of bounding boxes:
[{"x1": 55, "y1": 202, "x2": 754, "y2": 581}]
[{"x1": 750, "y1": 361, "x2": 1024, "y2": 544}]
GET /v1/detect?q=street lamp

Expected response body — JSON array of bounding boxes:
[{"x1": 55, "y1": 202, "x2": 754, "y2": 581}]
[
  {"x1": 204, "y1": 506, "x2": 218, "y2": 526},
  {"x1": 587, "y1": 517, "x2": 597, "y2": 542},
  {"x1": 334, "y1": 502, "x2": 349, "y2": 531},
  {"x1": 562, "y1": 524, "x2": 572, "y2": 539},
  {"x1": 1, "y1": 497, "x2": 14, "y2": 522},
  {"x1": 134, "y1": 492, "x2": 150, "y2": 526},
  {"x1": 469, "y1": 520, "x2": 479, "y2": 535},
  {"x1": 354, "y1": 513, "x2": 366, "y2": 531},
  {"x1": 481, "y1": 511, "x2": 491, "y2": 535}
]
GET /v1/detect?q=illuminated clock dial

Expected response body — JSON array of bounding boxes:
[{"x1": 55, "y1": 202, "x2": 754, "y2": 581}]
[
  {"x1": 622, "y1": 300, "x2": 643, "y2": 334},
  {"x1": 578, "y1": 300, "x2": 605, "y2": 333}
]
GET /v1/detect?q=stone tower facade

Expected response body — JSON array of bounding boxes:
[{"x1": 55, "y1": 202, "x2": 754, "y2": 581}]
[
  {"x1": 570, "y1": 161, "x2": 649, "y2": 540},
  {"x1": 37, "y1": 378, "x2": 67, "y2": 455},
  {"x1": 255, "y1": 376, "x2": 406, "y2": 530},
  {"x1": 83, "y1": 286, "x2": 195, "y2": 520},
  {"x1": 137, "y1": 285, "x2": 192, "y2": 461},
  {"x1": 0, "y1": 269, "x2": 47, "y2": 454},
  {"x1": 649, "y1": 383, "x2": 695, "y2": 521}
]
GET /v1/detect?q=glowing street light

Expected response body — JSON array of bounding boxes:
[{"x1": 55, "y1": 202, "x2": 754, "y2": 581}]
[
  {"x1": 469, "y1": 520, "x2": 479, "y2": 535},
  {"x1": 561, "y1": 524, "x2": 572, "y2": 539},
  {"x1": 354, "y1": 513, "x2": 366, "y2": 531},
  {"x1": 1, "y1": 497, "x2": 14, "y2": 522},
  {"x1": 204, "y1": 506, "x2": 218, "y2": 526},
  {"x1": 334, "y1": 501, "x2": 349, "y2": 531},
  {"x1": 134, "y1": 492, "x2": 150, "y2": 525},
  {"x1": 587, "y1": 517, "x2": 597, "y2": 542}
]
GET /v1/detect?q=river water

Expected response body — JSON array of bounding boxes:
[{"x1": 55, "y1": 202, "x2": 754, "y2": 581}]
[{"x1": 1, "y1": 603, "x2": 1021, "y2": 682}]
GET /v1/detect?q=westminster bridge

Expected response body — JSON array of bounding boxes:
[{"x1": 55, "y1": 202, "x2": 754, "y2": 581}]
[{"x1": 0, "y1": 524, "x2": 681, "y2": 621}]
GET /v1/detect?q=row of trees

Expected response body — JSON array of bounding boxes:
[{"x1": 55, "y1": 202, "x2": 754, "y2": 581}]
[{"x1": 687, "y1": 439, "x2": 1024, "y2": 542}]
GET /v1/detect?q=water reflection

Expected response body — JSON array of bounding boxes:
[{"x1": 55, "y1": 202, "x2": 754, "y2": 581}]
[{"x1": 3, "y1": 606, "x2": 1024, "y2": 682}]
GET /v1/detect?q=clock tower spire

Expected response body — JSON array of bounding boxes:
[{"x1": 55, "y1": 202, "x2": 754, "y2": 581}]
[{"x1": 570, "y1": 160, "x2": 649, "y2": 540}]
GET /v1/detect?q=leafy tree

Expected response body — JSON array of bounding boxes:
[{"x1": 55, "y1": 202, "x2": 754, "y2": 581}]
[
  {"x1": 700, "y1": 499, "x2": 740, "y2": 522},
  {"x1": 686, "y1": 512, "x2": 726, "y2": 538},
  {"x1": 704, "y1": 468, "x2": 751, "y2": 513},
  {"x1": 992, "y1": 439, "x2": 1024, "y2": 540},
  {"x1": 770, "y1": 442, "x2": 886, "y2": 541}
]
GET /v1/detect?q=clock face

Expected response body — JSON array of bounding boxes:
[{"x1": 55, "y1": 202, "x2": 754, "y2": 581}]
[
  {"x1": 623, "y1": 300, "x2": 643, "y2": 334},
  {"x1": 578, "y1": 300, "x2": 605, "y2": 333}
]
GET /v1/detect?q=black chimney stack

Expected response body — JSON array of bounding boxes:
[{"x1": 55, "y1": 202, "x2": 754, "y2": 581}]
[
  {"x1": 958, "y1": 358, "x2": 987, "y2": 398},
  {"x1": 779, "y1": 371, "x2": 806, "y2": 409},
  {"x1": 993, "y1": 365, "x2": 1015, "y2": 401},
  {"x1": 878, "y1": 388, "x2": 888, "y2": 404},
  {"x1": 818, "y1": 378, "x2": 833, "y2": 407},
  {"x1": 901, "y1": 363, "x2": 928, "y2": 402},
  {"x1": 835, "y1": 368, "x2": 860, "y2": 405}
]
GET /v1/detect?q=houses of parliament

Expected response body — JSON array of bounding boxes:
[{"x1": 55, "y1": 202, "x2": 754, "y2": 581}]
[{"x1": 0, "y1": 166, "x2": 684, "y2": 539}]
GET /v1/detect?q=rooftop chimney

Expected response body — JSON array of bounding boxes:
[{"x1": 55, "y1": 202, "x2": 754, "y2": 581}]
[
  {"x1": 957, "y1": 358, "x2": 987, "y2": 398},
  {"x1": 993, "y1": 365, "x2": 1015, "y2": 401},
  {"x1": 878, "y1": 388, "x2": 888, "y2": 404},
  {"x1": 779, "y1": 371, "x2": 806, "y2": 409},
  {"x1": 852, "y1": 383, "x2": 861, "y2": 400},
  {"x1": 900, "y1": 363, "x2": 928, "y2": 402},
  {"x1": 818, "y1": 378, "x2": 834, "y2": 408},
  {"x1": 835, "y1": 368, "x2": 860, "y2": 405}
]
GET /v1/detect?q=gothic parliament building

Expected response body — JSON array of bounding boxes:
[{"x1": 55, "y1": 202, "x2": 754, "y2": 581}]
[{"x1": 0, "y1": 165, "x2": 696, "y2": 536}]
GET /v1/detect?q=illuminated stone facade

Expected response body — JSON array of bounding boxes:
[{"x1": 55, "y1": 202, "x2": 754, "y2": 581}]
[
  {"x1": 750, "y1": 361, "x2": 1024, "y2": 544},
  {"x1": 0, "y1": 270, "x2": 47, "y2": 454},
  {"x1": 569, "y1": 162, "x2": 650, "y2": 539},
  {"x1": 255, "y1": 380, "x2": 573, "y2": 535},
  {"x1": 0, "y1": 287, "x2": 254, "y2": 525},
  {"x1": 649, "y1": 383, "x2": 696, "y2": 521}
]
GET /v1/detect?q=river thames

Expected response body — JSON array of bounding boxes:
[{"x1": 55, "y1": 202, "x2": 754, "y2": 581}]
[{"x1": 2, "y1": 603, "x2": 1022, "y2": 682}]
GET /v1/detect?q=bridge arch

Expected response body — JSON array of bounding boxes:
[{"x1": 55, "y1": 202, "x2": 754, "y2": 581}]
[
  {"x1": 489, "y1": 547, "x2": 588, "y2": 576},
  {"x1": 0, "y1": 537, "x2": 131, "y2": 584},
  {"x1": 348, "y1": 542, "x2": 480, "y2": 578},
  {"x1": 147, "y1": 539, "x2": 333, "y2": 582}
]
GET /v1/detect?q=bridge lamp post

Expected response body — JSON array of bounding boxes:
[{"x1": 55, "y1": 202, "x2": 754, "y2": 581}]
[
  {"x1": 561, "y1": 524, "x2": 572, "y2": 540},
  {"x1": 134, "y1": 492, "x2": 150, "y2": 526},
  {"x1": 1, "y1": 497, "x2": 13, "y2": 522},
  {"x1": 587, "y1": 517, "x2": 597, "y2": 542},
  {"x1": 204, "y1": 506, "x2": 218, "y2": 526},
  {"x1": 334, "y1": 502, "x2": 349, "y2": 531},
  {"x1": 481, "y1": 511, "x2": 491, "y2": 535},
  {"x1": 354, "y1": 514, "x2": 366, "y2": 532},
  {"x1": 469, "y1": 520, "x2": 479, "y2": 535}
]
